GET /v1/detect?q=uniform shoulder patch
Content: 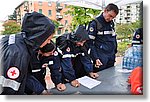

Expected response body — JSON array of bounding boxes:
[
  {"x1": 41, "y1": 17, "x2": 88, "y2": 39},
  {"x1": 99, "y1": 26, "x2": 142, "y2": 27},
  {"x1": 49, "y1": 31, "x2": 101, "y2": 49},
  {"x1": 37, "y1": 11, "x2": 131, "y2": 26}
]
[
  {"x1": 66, "y1": 47, "x2": 70, "y2": 52},
  {"x1": 7, "y1": 67, "x2": 20, "y2": 79},
  {"x1": 54, "y1": 51, "x2": 58, "y2": 56},
  {"x1": 136, "y1": 34, "x2": 140, "y2": 39},
  {"x1": 89, "y1": 27, "x2": 94, "y2": 32}
]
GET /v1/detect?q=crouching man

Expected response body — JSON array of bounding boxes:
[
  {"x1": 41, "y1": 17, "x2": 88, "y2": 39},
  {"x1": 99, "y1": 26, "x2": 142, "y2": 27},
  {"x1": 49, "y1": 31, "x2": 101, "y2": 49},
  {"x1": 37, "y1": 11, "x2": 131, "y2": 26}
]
[{"x1": 56, "y1": 25, "x2": 99, "y2": 88}]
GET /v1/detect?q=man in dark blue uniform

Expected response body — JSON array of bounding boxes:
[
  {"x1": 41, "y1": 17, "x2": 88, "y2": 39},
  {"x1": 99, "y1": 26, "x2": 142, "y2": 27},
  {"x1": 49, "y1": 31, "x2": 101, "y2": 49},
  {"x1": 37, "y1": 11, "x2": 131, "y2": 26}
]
[
  {"x1": 87, "y1": 3, "x2": 119, "y2": 71},
  {"x1": 27, "y1": 41, "x2": 66, "y2": 93},
  {"x1": 56, "y1": 25, "x2": 99, "y2": 87},
  {"x1": 122, "y1": 28, "x2": 143, "y2": 70},
  {"x1": 0, "y1": 12, "x2": 55, "y2": 95},
  {"x1": 132, "y1": 28, "x2": 143, "y2": 46}
]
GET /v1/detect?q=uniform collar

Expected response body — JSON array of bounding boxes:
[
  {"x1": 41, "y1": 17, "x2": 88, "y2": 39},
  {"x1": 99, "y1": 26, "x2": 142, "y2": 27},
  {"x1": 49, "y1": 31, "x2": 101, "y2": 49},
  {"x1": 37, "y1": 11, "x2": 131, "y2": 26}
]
[{"x1": 97, "y1": 13, "x2": 112, "y2": 24}]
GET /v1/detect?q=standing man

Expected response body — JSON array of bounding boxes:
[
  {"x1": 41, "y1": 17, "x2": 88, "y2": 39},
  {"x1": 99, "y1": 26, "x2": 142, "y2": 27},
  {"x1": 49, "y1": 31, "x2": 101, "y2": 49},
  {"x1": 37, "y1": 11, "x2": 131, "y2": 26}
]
[
  {"x1": 0, "y1": 12, "x2": 55, "y2": 95},
  {"x1": 87, "y1": 3, "x2": 119, "y2": 71}
]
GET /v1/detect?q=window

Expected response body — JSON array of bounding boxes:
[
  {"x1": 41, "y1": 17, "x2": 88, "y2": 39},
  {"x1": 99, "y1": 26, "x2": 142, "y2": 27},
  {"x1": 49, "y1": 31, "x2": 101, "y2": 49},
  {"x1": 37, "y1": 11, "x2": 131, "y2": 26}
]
[
  {"x1": 48, "y1": 10, "x2": 52, "y2": 16},
  {"x1": 38, "y1": 1, "x2": 42, "y2": 6},
  {"x1": 64, "y1": 4, "x2": 67, "y2": 8},
  {"x1": 39, "y1": 9, "x2": 42, "y2": 14},
  {"x1": 64, "y1": 12, "x2": 68, "y2": 16},
  {"x1": 65, "y1": 20, "x2": 68, "y2": 25},
  {"x1": 48, "y1": 2, "x2": 52, "y2": 6},
  {"x1": 127, "y1": 5, "x2": 131, "y2": 8},
  {"x1": 65, "y1": 29, "x2": 68, "y2": 33},
  {"x1": 58, "y1": 29, "x2": 61, "y2": 35},
  {"x1": 57, "y1": 3, "x2": 60, "y2": 6},
  {"x1": 56, "y1": 11, "x2": 60, "y2": 15}
]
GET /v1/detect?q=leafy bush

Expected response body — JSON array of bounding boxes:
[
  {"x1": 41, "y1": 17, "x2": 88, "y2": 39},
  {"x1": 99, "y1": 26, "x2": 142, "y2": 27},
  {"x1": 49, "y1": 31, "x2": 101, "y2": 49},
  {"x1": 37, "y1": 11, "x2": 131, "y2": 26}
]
[
  {"x1": 2, "y1": 20, "x2": 21, "y2": 35},
  {"x1": 116, "y1": 41, "x2": 131, "y2": 56}
]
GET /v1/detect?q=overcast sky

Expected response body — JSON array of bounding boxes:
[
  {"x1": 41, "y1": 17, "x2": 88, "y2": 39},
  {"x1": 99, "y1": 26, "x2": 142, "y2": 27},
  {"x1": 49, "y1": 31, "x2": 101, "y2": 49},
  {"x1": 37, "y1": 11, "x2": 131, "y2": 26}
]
[{"x1": 0, "y1": 0, "x2": 24, "y2": 21}]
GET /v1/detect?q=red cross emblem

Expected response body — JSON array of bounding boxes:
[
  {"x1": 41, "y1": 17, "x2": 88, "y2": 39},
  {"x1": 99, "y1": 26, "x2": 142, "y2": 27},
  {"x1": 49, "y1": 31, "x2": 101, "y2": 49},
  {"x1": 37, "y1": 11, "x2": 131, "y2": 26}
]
[
  {"x1": 136, "y1": 34, "x2": 140, "y2": 39},
  {"x1": 7, "y1": 67, "x2": 20, "y2": 79},
  {"x1": 66, "y1": 47, "x2": 70, "y2": 52},
  {"x1": 54, "y1": 51, "x2": 58, "y2": 56}
]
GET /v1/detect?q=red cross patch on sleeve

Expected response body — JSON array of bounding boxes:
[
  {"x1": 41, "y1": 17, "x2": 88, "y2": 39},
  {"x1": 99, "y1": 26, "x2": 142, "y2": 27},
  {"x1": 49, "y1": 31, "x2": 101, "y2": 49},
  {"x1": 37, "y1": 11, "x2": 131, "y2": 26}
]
[
  {"x1": 66, "y1": 47, "x2": 70, "y2": 52},
  {"x1": 54, "y1": 51, "x2": 58, "y2": 56},
  {"x1": 7, "y1": 67, "x2": 20, "y2": 79}
]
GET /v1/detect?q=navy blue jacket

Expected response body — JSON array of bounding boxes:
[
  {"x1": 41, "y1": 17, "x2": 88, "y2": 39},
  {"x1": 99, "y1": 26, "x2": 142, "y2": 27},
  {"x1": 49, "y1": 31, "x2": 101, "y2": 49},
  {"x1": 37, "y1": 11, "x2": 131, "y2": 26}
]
[
  {"x1": 132, "y1": 28, "x2": 143, "y2": 45},
  {"x1": 31, "y1": 51, "x2": 62, "y2": 86},
  {"x1": 0, "y1": 12, "x2": 55, "y2": 94},
  {"x1": 87, "y1": 13, "x2": 117, "y2": 61},
  {"x1": 56, "y1": 34, "x2": 93, "y2": 82}
]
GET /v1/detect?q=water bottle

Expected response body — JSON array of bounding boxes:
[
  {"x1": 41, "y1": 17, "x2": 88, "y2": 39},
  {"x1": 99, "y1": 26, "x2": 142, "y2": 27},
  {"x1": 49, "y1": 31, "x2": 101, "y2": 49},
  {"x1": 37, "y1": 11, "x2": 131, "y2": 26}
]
[
  {"x1": 126, "y1": 57, "x2": 130, "y2": 70},
  {"x1": 134, "y1": 46, "x2": 138, "y2": 59},
  {"x1": 123, "y1": 57, "x2": 127, "y2": 68},
  {"x1": 133, "y1": 46, "x2": 136, "y2": 57},
  {"x1": 138, "y1": 58, "x2": 143, "y2": 67},
  {"x1": 130, "y1": 58, "x2": 134, "y2": 69},
  {"x1": 134, "y1": 58, "x2": 139, "y2": 68}
]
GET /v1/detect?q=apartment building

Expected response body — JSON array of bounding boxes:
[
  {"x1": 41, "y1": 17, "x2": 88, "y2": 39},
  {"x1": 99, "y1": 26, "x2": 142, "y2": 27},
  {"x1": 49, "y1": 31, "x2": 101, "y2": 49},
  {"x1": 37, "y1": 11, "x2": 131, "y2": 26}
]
[
  {"x1": 15, "y1": 0, "x2": 72, "y2": 35},
  {"x1": 115, "y1": 3, "x2": 141, "y2": 24}
]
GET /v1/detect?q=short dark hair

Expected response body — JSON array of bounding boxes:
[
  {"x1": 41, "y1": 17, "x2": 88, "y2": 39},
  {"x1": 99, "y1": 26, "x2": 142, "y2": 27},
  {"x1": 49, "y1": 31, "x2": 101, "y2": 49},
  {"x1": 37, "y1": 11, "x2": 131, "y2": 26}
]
[
  {"x1": 39, "y1": 41, "x2": 55, "y2": 53},
  {"x1": 105, "y1": 3, "x2": 119, "y2": 15}
]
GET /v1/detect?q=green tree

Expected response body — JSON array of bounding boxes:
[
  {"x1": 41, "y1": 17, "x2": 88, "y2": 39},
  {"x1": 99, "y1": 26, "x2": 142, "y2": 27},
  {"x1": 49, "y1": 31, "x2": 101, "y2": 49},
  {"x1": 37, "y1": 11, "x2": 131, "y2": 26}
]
[
  {"x1": 65, "y1": 6, "x2": 100, "y2": 30},
  {"x1": 8, "y1": 11, "x2": 17, "y2": 20},
  {"x1": 116, "y1": 23, "x2": 132, "y2": 41},
  {"x1": 130, "y1": 20, "x2": 141, "y2": 29},
  {"x1": 52, "y1": 20, "x2": 60, "y2": 29},
  {"x1": 2, "y1": 20, "x2": 21, "y2": 35},
  {"x1": 116, "y1": 20, "x2": 141, "y2": 41},
  {"x1": 116, "y1": 20, "x2": 141, "y2": 56}
]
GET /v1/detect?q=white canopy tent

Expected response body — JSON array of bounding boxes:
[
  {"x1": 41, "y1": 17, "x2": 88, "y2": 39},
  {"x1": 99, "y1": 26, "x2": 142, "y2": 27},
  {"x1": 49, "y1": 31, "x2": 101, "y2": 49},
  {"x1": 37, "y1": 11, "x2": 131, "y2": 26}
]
[{"x1": 52, "y1": 0, "x2": 142, "y2": 10}]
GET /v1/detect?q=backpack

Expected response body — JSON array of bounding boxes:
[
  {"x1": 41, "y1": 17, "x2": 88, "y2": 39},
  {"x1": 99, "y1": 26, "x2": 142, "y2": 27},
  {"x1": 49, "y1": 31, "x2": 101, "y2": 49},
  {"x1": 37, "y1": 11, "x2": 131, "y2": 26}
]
[
  {"x1": 87, "y1": 18, "x2": 103, "y2": 31},
  {"x1": 87, "y1": 18, "x2": 115, "y2": 32}
]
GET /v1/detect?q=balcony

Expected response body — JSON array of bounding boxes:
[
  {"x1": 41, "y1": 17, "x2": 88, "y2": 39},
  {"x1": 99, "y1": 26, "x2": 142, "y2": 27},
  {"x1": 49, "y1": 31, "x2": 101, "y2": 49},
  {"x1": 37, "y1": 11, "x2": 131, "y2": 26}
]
[
  {"x1": 56, "y1": 6, "x2": 63, "y2": 10},
  {"x1": 124, "y1": 17, "x2": 131, "y2": 21},
  {"x1": 58, "y1": 24, "x2": 64, "y2": 29},
  {"x1": 125, "y1": 9, "x2": 131, "y2": 12},
  {"x1": 24, "y1": 6, "x2": 29, "y2": 12},
  {"x1": 56, "y1": 15, "x2": 63, "y2": 20}
]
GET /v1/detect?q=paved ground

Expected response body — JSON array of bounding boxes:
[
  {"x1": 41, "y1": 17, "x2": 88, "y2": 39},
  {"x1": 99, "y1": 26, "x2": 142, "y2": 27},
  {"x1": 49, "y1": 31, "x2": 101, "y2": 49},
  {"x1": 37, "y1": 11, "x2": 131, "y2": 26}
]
[{"x1": 115, "y1": 56, "x2": 123, "y2": 65}]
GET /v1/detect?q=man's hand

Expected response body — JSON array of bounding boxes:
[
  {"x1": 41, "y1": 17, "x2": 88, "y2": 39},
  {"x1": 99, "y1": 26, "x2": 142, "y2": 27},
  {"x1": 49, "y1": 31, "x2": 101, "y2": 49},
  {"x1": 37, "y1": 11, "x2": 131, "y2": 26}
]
[
  {"x1": 95, "y1": 59, "x2": 103, "y2": 68},
  {"x1": 42, "y1": 63, "x2": 48, "y2": 68},
  {"x1": 71, "y1": 80, "x2": 80, "y2": 87},
  {"x1": 89, "y1": 72, "x2": 99, "y2": 79},
  {"x1": 57, "y1": 83, "x2": 66, "y2": 91}
]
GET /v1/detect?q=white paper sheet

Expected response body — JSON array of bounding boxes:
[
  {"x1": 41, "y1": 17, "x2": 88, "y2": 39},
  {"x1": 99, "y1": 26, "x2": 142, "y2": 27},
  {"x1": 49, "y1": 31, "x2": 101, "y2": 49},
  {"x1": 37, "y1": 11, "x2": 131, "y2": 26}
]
[{"x1": 77, "y1": 76, "x2": 101, "y2": 89}]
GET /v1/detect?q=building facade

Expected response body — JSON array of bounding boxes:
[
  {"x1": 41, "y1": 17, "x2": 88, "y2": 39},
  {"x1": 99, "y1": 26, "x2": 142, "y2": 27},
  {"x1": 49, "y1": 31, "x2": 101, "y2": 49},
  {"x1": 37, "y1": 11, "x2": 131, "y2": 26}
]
[
  {"x1": 0, "y1": 20, "x2": 4, "y2": 34},
  {"x1": 15, "y1": 1, "x2": 141, "y2": 35},
  {"x1": 15, "y1": 0, "x2": 72, "y2": 36},
  {"x1": 115, "y1": 3, "x2": 141, "y2": 24}
]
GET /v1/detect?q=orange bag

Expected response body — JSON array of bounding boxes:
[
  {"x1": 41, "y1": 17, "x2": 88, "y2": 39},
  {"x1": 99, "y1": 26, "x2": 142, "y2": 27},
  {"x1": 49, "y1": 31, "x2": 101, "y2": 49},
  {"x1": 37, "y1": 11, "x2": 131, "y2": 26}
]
[{"x1": 128, "y1": 66, "x2": 143, "y2": 95}]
